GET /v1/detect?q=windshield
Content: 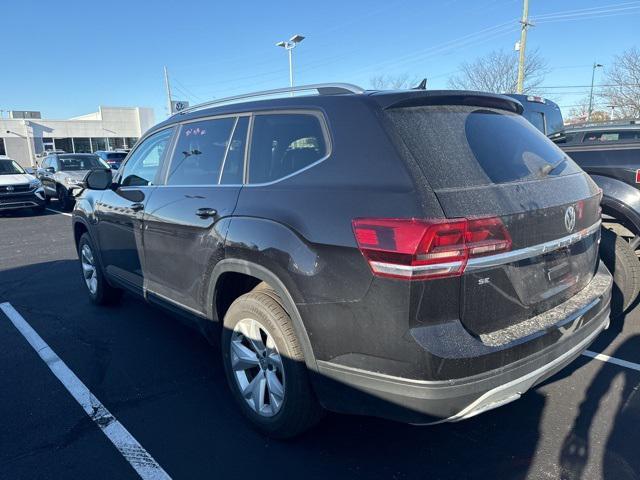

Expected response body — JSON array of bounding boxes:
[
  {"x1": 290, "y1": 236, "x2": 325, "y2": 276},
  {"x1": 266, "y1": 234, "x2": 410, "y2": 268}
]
[
  {"x1": 0, "y1": 160, "x2": 26, "y2": 175},
  {"x1": 387, "y1": 105, "x2": 581, "y2": 189},
  {"x1": 58, "y1": 155, "x2": 106, "y2": 171},
  {"x1": 106, "y1": 153, "x2": 127, "y2": 161}
]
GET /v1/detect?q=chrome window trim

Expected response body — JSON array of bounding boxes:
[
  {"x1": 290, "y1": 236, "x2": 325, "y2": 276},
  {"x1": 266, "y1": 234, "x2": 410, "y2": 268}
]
[{"x1": 465, "y1": 220, "x2": 602, "y2": 272}]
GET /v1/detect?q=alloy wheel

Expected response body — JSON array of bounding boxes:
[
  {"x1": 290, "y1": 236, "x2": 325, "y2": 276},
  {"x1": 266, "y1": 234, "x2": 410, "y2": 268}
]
[
  {"x1": 230, "y1": 318, "x2": 286, "y2": 417},
  {"x1": 81, "y1": 244, "x2": 98, "y2": 295}
]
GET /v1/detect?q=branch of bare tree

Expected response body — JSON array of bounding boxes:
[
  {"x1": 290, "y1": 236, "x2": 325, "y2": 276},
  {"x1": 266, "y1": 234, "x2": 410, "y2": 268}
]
[{"x1": 448, "y1": 48, "x2": 549, "y2": 94}]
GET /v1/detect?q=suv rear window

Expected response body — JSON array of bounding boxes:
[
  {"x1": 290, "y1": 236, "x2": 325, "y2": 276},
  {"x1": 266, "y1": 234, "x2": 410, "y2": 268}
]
[{"x1": 388, "y1": 105, "x2": 581, "y2": 189}]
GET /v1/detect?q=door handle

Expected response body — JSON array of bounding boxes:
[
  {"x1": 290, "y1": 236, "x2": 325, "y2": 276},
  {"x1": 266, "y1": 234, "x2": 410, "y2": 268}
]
[
  {"x1": 130, "y1": 202, "x2": 144, "y2": 212},
  {"x1": 196, "y1": 207, "x2": 217, "y2": 218}
]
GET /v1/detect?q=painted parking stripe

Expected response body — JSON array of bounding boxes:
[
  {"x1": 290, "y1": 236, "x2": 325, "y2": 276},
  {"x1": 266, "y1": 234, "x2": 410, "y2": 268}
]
[
  {"x1": 583, "y1": 350, "x2": 640, "y2": 372},
  {"x1": 0, "y1": 302, "x2": 171, "y2": 480},
  {"x1": 46, "y1": 208, "x2": 72, "y2": 217}
]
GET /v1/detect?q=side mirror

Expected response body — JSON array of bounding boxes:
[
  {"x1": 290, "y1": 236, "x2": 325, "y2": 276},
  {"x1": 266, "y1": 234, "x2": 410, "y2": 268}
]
[{"x1": 83, "y1": 169, "x2": 113, "y2": 190}]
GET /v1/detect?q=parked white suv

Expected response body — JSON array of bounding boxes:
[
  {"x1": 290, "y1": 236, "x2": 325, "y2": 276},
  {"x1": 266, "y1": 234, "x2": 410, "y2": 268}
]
[{"x1": 0, "y1": 156, "x2": 46, "y2": 213}]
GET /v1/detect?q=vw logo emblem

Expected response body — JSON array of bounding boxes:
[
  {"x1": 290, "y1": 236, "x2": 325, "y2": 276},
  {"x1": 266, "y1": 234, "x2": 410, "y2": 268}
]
[
  {"x1": 565, "y1": 206, "x2": 576, "y2": 232},
  {"x1": 6, "y1": 185, "x2": 14, "y2": 192}
]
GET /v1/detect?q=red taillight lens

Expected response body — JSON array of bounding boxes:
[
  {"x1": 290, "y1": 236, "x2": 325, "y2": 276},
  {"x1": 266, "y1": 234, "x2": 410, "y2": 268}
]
[{"x1": 352, "y1": 217, "x2": 511, "y2": 280}]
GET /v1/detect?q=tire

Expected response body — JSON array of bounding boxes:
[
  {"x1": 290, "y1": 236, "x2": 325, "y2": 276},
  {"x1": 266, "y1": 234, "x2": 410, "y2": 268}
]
[
  {"x1": 78, "y1": 233, "x2": 123, "y2": 305},
  {"x1": 600, "y1": 227, "x2": 640, "y2": 314},
  {"x1": 221, "y1": 286, "x2": 322, "y2": 438},
  {"x1": 57, "y1": 185, "x2": 74, "y2": 211}
]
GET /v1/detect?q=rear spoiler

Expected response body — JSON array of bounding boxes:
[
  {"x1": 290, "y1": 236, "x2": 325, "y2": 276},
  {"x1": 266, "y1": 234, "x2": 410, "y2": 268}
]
[{"x1": 375, "y1": 90, "x2": 524, "y2": 115}]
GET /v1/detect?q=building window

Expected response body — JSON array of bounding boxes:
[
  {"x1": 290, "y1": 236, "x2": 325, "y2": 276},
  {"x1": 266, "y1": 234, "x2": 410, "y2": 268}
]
[
  {"x1": 124, "y1": 137, "x2": 138, "y2": 149},
  {"x1": 91, "y1": 138, "x2": 108, "y2": 151},
  {"x1": 74, "y1": 138, "x2": 91, "y2": 153},
  {"x1": 54, "y1": 138, "x2": 73, "y2": 153},
  {"x1": 108, "y1": 138, "x2": 124, "y2": 150},
  {"x1": 0, "y1": 138, "x2": 5, "y2": 156}
]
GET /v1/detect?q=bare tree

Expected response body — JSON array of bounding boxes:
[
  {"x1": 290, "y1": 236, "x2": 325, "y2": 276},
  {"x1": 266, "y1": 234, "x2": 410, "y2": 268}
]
[
  {"x1": 448, "y1": 49, "x2": 548, "y2": 94},
  {"x1": 370, "y1": 73, "x2": 421, "y2": 90},
  {"x1": 565, "y1": 97, "x2": 610, "y2": 124},
  {"x1": 601, "y1": 47, "x2": 640, "y2": 119}
]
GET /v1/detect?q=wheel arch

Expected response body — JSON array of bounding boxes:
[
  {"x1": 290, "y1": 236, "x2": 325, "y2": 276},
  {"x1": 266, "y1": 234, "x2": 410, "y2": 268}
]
[
  {"x1": 207, "y1": 259, "x2": 318, "y2": 372},
  {"x1": 591, "y1": 174, "x2": 640, "y2": 235}
]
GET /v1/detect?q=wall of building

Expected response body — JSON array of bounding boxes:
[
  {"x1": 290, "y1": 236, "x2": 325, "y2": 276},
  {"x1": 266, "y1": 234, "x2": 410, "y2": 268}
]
[{"x1": 0, "y1": 106, "x2": 155, "y2": 167}]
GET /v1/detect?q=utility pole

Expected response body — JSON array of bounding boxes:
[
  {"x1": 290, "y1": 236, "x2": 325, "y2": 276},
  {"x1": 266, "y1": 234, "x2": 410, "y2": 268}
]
[
  {"x1": 587, "y1": 62, "x2": 604, "y2": 121},
  {"x1": 516, "y1": 0, "x2": 531, "y2": 94},
  {"x1": 164, "y1": 66, "x2": 173, "y2": 116}
]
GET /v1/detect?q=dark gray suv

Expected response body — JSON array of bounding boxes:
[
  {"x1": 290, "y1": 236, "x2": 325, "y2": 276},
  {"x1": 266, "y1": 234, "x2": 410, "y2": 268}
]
[
  {"x1": 72, "y1": 84, "x2": 612, "y2": 438},
  {"x1": 37, "y1": 153, "x2": 108, "y2": 210}
]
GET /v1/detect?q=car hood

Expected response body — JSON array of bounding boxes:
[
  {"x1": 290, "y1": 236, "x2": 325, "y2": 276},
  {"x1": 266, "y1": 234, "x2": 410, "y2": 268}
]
[
  {"x1": 58, "y1": 171, "x2": 90, "y2": 181},
  {"x1": 0, "y1": 173, "x2": 35, "y2": 185}
]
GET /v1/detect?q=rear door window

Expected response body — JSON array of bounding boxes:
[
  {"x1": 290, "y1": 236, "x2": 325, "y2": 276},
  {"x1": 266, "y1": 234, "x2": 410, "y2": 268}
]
[
  {"x1": 387, "y1": 105, "x2": 581, "y2": 189},
  {"x1": 167, "y1": 117, "x2": 236, "y2": 185},
  {"x1": 248, "y1": 113, "x2": 327, "y2": 184}
]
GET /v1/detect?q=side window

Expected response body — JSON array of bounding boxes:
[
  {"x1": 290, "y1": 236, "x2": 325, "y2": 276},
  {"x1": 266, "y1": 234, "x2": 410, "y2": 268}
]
[
  {"x1": 41, "y1": 158, "x2": 50, "y2": 169},
  {"x1": 167, "y1": 118, "x2": 235, "y2": 185},
  {"x1": 220, "y1": 116, "x2": 249, "y2": 185},
  {"x1": 120, "y1": 128, "x2": 173, "y2": 187},
  {"x1": 527, "y1": 112, "x2": 545, "y2": 134},
  {"x1": 248, "y1": 113, "x2": 327, "y2": 184}
]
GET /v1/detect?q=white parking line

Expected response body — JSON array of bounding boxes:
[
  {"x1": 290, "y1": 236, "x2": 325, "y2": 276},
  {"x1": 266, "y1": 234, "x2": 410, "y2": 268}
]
[
  {"x1": 0, "y1": 302, "x2": 171, "y2": 480},
  {"x1": 46, "y1": 208, "x2": 72, "y2": 217},
  {"x1": 583, "y1": 350, "x2": 640, "y2": 372}
]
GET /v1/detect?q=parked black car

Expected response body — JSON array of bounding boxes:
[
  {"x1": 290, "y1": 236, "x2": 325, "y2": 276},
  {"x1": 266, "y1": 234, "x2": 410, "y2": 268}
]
[
  {"x1": 37, "y1": 153, "x2": 109, "y2": 210},
  {"x1": 72, "y1": 84, "x2": 612, "y2": 438},
  {"x1": 94, "y1": 150, "x2": 128, "y2": 170}
]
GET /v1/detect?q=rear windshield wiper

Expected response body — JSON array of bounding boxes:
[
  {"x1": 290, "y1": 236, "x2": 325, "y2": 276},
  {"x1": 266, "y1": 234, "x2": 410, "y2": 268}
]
[{"x1": 539, "y1": 157, "x2": 567, "y2": 177}]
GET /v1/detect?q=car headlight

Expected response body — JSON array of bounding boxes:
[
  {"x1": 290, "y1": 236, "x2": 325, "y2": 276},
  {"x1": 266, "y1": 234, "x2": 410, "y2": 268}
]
[
  {"x1": 65, "y1": 178, "x2": 82, "y2": 186},
  {"x1": 29, "y1": 179, "x2": 42, "y2": 189}
]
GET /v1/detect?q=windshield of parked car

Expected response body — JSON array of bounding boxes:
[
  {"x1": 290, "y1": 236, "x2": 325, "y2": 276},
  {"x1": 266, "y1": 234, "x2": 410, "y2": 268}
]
[
  {"x1": 105, "y1": 152, "x2": 127, "y2": 161},
  {"x1": 58, "y1": 155, "x2": 106, "y2": 171},
  {"x1": 0, "y1": 159, "x2": 26, "y2": 175}
]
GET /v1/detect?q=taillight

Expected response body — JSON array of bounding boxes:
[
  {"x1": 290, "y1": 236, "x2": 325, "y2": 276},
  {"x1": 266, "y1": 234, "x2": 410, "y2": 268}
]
[
  {"x1": 635, "y1": 169, "x2": 640, "y2": 184},
  {"x1": 352, "y1": 217, "x2": 511, "y2": 280}
]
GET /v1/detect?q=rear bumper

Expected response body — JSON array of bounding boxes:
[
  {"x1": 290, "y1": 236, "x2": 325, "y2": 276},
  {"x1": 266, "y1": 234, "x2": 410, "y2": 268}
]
[{"x1": 312, "y1": 265, "x2": 611, "y2": 424}]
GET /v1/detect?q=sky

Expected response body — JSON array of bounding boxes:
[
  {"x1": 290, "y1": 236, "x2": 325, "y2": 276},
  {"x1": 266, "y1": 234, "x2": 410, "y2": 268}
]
[{"x1": 1, "y1": 0, "x2": 638, "y2": 122}]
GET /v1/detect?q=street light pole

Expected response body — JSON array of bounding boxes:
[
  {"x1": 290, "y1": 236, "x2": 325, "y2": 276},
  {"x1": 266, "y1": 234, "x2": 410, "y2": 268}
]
[
  {"x1": 587, "y1": 62, "x2": 603, "y2": 121},
  {"x1": 276, "y1": 34, "x2": 305, "y2": 93}
]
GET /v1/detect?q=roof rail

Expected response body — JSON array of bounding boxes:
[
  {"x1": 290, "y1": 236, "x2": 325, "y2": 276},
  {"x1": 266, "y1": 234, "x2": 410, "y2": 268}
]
[{"x1": 173, "y1": 83, "x2": 365, "y2": 116}]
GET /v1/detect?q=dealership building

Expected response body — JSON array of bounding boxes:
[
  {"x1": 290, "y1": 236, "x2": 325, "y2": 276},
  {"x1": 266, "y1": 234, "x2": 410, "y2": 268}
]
[{"x1": 0, "y1": 106, "x2": 155, "y2": 167}]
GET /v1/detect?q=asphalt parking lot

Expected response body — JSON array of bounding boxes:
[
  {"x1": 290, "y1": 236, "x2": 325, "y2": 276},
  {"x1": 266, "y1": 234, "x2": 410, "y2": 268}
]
[{"x1": 1, "y1": 205, "x2": 639, "y2": 480}]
